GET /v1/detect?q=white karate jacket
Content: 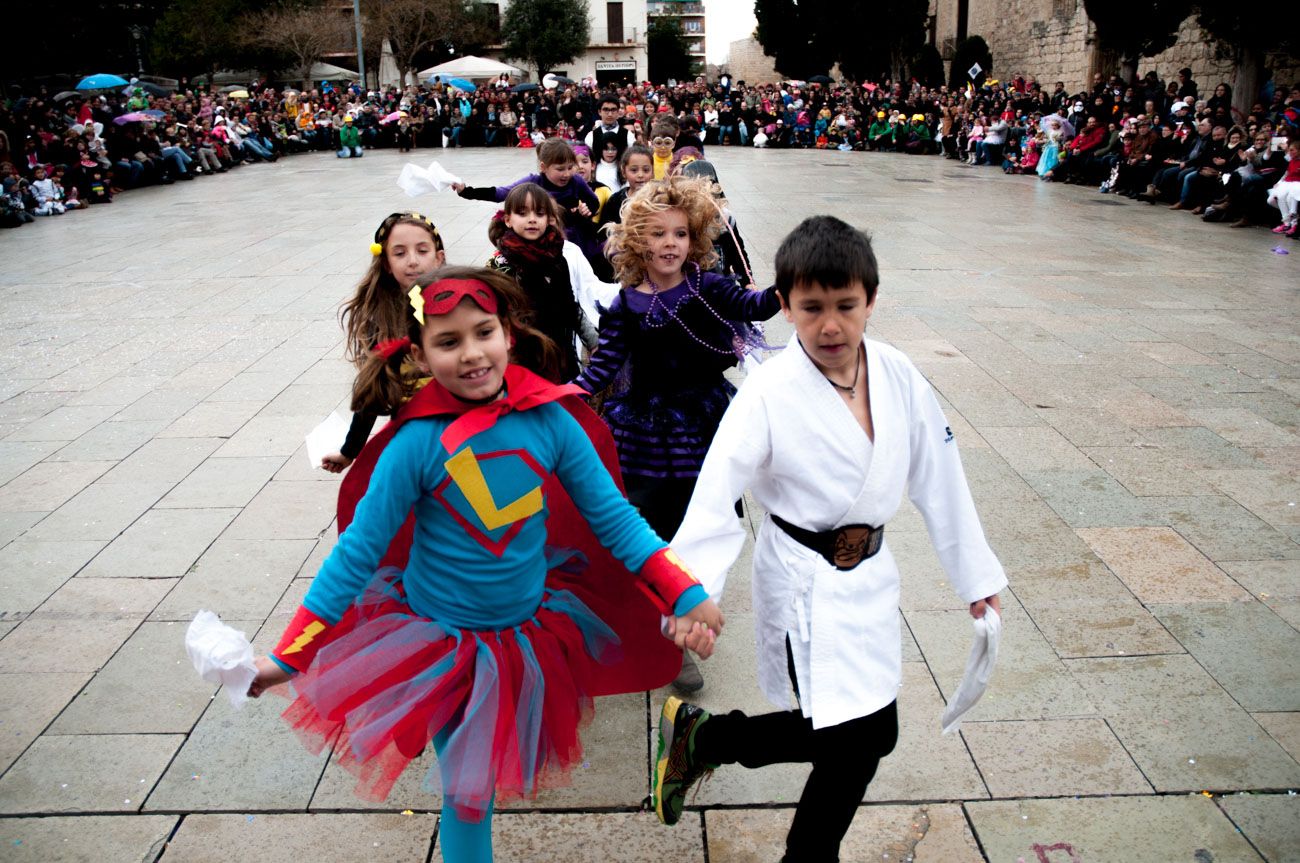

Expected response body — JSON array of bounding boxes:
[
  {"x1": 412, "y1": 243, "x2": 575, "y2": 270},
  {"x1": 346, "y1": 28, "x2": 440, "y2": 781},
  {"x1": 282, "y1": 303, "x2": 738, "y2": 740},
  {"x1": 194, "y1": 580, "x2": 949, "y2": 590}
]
[{"x1": 672, "y1": 337, "x2": 1007, "y2": 729}]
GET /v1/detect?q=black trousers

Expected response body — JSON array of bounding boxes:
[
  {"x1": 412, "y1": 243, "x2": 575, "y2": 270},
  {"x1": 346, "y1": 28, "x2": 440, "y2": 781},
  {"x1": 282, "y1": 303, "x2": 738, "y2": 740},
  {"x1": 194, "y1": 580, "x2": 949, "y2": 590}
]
[{"x1": 693, "y1": 644, "x2": 899, "y2": 862}]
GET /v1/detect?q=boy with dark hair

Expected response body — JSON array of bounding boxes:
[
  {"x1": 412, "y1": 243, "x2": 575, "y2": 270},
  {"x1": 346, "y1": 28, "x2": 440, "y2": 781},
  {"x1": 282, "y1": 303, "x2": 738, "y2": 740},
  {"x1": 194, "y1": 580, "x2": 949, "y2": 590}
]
[{"x1": 656, "y1": 215, "x2": 1006, "y2": 862}]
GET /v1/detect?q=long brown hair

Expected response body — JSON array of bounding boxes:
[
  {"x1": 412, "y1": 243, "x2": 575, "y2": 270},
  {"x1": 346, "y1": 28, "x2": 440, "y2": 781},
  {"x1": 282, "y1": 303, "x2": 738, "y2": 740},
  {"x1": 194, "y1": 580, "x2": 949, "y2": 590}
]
[
  {"x1": 487, "y1": 182, "x2": 565, "y2": 247},
  {"x1": 351, "y1": 265, "x2": 563, "y2": 415},
  {"x1": 338, "y1": 212, "x2": 443, "y2": 364}
]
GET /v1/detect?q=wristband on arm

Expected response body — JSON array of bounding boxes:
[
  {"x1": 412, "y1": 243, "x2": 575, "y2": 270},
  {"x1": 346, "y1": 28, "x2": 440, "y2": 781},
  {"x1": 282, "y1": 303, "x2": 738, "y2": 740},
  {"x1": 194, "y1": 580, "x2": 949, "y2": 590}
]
[
  {"x1": 636, "y1": 547, "x2": 704, "y2": 615},
  {"x1": 271, "y1": 606, "x2": 334, "y2": 673}
]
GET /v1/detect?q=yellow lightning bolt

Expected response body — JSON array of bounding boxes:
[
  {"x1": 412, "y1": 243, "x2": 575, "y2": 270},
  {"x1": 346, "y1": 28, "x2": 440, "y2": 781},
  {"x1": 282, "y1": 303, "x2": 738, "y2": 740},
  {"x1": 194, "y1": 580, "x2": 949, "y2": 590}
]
[{"x1": 282, "y1": 621, "x2": 326, "y2": 655}]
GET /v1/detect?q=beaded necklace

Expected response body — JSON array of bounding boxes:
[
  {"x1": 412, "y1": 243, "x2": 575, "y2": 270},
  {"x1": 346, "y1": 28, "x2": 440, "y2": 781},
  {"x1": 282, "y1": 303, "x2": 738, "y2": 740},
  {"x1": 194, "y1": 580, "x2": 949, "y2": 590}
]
[{"x1": 643, "y1": 263, "x2": 745, "y2": 359}]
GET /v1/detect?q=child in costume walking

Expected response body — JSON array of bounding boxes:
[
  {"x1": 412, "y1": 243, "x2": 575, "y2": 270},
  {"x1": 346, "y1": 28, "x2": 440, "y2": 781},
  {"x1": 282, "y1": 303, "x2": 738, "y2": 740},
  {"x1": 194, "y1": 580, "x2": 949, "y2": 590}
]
[
  {"x1": 249, "y1": 266, "x2": 723, "y2": 863},
  {"x1": 453, "y1": 138, "x2": 602, "y2": 263},
  {"x1": 487, "y1": 183, "x2": 618, "y2": 381},
  {"x1": 574, "y1": 175, "x2": 781, "y2": 690},
  {"x1": 321, "y1": 212, "x2": 447, "y2": 473},
  {"x1": 654, "y1": 217, "x2": 1006, "y2": 862}
]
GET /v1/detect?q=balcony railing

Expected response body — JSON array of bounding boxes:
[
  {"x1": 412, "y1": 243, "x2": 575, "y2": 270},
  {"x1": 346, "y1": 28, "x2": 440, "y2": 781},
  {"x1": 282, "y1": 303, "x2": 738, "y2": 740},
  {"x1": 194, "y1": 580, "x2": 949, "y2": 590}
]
[
  {"x1": 587, "y1": 25, "x2": 641, "y2": 44},
  {"x1": 648, "y1": 2, "x2": 706, "y2": 15}
]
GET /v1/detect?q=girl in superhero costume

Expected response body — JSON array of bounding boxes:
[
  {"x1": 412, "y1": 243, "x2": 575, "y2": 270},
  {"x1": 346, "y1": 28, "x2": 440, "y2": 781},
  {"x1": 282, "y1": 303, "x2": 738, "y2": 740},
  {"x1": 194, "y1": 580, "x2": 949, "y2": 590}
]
[{"x1": 248, "y1": 266, "x2": 722, "y2": 863}]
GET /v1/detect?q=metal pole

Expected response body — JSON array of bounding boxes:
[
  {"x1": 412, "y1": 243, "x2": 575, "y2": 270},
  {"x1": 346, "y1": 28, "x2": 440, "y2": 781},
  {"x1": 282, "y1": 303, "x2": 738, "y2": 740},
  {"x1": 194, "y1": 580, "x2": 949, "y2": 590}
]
[{"x1": 353, "y1": 0, "x2": 366, "y2": 88}]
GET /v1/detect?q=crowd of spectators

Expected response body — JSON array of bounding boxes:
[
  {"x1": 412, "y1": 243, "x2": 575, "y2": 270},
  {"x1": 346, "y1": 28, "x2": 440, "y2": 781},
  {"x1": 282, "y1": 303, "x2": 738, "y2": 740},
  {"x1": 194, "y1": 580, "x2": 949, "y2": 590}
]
[{"x1": 3, "y1": 68, "x2": 1297, "y2": 234}]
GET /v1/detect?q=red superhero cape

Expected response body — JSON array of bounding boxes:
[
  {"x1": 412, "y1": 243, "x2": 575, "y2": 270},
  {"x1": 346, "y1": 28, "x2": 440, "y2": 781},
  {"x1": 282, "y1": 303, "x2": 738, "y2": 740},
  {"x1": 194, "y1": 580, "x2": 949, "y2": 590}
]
[{"x1": 336, "y1": 364, "x2": 682, "y2": 695}]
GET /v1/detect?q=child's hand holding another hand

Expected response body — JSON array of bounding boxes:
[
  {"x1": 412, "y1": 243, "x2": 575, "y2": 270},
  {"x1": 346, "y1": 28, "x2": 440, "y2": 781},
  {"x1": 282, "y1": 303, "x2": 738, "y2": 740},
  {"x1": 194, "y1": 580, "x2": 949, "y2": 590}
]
[{"x1": 666, "y1": 598, "x2": 724, "y2": 658}]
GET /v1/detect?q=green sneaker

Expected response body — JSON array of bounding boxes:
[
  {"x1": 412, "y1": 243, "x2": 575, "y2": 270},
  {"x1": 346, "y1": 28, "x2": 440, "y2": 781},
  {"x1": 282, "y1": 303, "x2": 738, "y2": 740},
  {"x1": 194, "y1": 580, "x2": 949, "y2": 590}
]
[{"x1": 653, "y1": 695, "x2": 717, "y2": 825}]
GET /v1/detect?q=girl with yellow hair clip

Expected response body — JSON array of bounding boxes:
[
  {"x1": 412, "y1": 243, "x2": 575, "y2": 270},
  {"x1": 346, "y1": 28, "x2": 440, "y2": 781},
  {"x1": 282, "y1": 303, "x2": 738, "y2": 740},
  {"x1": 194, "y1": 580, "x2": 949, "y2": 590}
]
[{"x1": 321, "y1": 212, "x2": 447, "y2": 473}]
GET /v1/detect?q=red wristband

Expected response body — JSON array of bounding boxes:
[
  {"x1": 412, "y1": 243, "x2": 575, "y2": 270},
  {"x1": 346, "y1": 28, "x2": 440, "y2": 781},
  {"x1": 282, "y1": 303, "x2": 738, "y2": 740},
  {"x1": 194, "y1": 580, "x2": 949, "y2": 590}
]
[
  {"x1": 636, "y1": 547, "x2": 702, "y2": 615},
  {"x1": 272, "y1": 606, "x2": 333, "y2": 673}
]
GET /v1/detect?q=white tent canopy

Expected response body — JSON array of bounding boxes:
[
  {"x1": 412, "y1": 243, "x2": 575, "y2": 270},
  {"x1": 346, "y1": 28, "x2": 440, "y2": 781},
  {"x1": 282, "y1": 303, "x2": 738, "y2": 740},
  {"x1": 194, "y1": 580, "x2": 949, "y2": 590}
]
[
  {"x1": 310, "y1": 61, "x2": 360, "y2": 81},
  {"x1": 418, "y1": 55, "x2": 523, "y2": 81},
  {"x1": 378, "y1": 39, "x2": 401, "y2": 88}
]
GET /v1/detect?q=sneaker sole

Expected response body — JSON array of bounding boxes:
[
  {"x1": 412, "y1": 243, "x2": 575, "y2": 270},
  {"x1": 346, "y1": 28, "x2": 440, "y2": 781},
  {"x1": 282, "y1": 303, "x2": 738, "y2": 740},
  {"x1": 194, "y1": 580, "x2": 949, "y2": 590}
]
[{"x1": 654, "y1": 695, "x2": 685, "y2": 825}]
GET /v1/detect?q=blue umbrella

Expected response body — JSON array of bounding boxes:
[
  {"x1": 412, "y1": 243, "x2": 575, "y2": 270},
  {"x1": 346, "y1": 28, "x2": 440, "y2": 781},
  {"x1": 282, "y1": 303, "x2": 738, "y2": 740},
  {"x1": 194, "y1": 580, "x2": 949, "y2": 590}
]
[
  {"x1": 445, "y1": 77, "x2": 476, "y2": 92},
  {"x1": 141, "y1": 109, "x2": 166, "y2": 119},
  {"x1": 77, "y1": 73, "x2": 130, "y2": 90}
]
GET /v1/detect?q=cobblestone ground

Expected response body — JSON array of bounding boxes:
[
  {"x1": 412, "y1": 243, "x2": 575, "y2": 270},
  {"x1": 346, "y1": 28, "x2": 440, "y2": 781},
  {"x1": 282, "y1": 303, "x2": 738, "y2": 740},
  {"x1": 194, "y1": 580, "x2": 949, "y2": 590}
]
[{"x1": 0, "y1": 145, "x2": 1297, "y2": 862}]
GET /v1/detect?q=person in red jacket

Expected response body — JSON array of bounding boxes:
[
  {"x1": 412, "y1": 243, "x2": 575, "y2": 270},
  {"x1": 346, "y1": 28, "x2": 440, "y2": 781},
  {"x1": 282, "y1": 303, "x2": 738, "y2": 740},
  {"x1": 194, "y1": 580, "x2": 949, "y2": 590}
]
[{"x1": 1056, "y1": 115, "x2": 1106, "y2": 183}]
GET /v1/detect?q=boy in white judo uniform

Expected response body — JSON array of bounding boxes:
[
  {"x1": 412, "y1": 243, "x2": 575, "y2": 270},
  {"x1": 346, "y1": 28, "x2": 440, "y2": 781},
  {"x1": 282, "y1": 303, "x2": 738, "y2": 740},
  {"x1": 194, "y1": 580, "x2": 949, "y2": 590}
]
[{"x1": 655, "y1": 215, "x2": 1007, "y2": 862}]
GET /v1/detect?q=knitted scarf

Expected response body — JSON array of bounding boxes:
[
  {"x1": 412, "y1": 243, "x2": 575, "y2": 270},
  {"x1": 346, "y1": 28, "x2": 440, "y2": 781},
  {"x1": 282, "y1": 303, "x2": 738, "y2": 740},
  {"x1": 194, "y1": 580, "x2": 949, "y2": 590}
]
[{"x1": 497, "y1": 224, "x2": 565, "y2": 269}]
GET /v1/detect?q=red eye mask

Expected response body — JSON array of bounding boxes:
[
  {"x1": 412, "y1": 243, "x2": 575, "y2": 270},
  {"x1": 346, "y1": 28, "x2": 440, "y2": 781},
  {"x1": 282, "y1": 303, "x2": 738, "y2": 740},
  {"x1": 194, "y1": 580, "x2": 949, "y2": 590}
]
[{"x1": 409, "y1": 278, "x2": 499, "y2": 323}]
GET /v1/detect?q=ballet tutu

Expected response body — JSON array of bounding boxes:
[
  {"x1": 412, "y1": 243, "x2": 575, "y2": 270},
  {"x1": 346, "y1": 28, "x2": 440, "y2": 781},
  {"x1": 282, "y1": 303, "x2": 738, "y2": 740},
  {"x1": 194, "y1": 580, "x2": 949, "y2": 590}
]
[{"x1": 281, "y1": 566, "x2": 618, "y2": 823}]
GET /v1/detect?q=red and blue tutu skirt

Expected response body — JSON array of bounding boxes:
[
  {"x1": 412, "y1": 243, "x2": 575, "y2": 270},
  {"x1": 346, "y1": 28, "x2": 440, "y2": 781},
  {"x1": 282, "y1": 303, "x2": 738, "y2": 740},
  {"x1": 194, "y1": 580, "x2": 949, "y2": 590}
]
[{"x1": 281, "y1": 567, "x2": 618, "y2": 823}]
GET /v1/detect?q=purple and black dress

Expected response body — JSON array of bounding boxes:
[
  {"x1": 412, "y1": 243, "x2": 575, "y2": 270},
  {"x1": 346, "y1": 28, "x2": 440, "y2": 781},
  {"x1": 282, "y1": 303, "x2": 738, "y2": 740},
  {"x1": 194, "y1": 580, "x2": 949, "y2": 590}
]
[{"x1": 572, "y1": 266, "x2": 779, "y2": 537}]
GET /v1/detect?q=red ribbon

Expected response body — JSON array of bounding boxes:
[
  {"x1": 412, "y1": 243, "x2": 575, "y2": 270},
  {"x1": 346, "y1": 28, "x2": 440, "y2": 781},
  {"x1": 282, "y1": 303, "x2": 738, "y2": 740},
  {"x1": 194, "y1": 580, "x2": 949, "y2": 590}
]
[{"x1": 375, "y1": 337, "x2": 411, "y2": 360}]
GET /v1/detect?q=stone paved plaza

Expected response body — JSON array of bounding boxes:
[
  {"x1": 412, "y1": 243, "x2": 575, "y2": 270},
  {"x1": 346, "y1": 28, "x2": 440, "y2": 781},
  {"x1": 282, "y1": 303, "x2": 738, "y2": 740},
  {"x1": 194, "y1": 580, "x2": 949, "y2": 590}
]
[{"x1": 0, "y1": 145, "x2": 1298, "y2": 862}]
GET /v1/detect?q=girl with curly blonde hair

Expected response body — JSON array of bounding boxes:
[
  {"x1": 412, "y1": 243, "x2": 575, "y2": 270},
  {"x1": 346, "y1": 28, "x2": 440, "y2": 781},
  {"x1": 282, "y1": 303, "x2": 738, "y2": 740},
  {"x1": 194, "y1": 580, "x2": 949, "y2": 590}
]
[{"x1": 574, "y1": 174, "x2": 781, "y2": 692}]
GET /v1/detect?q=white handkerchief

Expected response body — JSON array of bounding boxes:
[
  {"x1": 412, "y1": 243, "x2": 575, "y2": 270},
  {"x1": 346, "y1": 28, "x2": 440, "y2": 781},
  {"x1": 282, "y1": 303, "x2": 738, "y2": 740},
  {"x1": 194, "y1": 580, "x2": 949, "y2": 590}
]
[
  {"x1": 185, "y1": 610, "x2": 257, "y2": 709},
  {"x1": 940, "y1": 607, "x2": 1001, "y2": 734},
  {"x1": 304, "y1": 412, "x2": 351, "y2": 469},
  {"x1": 397, "y1": 160, "x2": 464, "y2": 196}
]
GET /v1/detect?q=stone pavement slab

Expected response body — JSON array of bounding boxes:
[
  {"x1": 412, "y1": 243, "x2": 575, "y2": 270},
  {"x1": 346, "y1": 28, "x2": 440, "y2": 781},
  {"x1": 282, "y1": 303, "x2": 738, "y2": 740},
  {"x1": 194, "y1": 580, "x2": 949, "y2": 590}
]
[
  {"x1": 0, "y1": 814, "x2": 177, "y2": 863},
  {"x1": 1078, "y1": 526, "x2": 1252, "y2": 603},
  {"x1": 1151, "y1": 601, "x2": 1300, "y2": 712},
  {"x1": 78, "y1": 508, "x2": 239, "y2": 579},
  {"x1": 0, "y1": 672, "x2": 90, "y2": 773},
  {"x1": 162, "y1": 813, "x2": 435, "y2": 862},
  {"x1": 1065, "y1": 654, "x2": 1300, "y2": 792},
  {"x1": 0, "y1": 617, "x2": 139, "y2": 674},
  {"x1": 966, "y1": 796, "x2": 1265, "y2": 863},
  {"x1": 1220, "y1": 560, "x2": 1300, "y2": 630},
  {"x1": 1216, "y1": 793, "x2": 1300, "y2": 863},
  {"x1": 148, "y1": 538, "x2": 313, "y2": 622},
  {"x1": 48, "y1": 620, "x2": 249, "y2": 735},
  {"x1": 18, "y1": 479, "x2": 173, "y2": 542},
  {"x1": 0, "y1": 733, "x2": 183, "y2": 814},
  {"x1": 0, "y1": 540, "x2": 106, "y2": 616},
  {"x1": 707, "y1": 804, "x2": 983, "y2": 863},
  {"x1": 959, "y1": 718, "x2": 1151, "y2": 798},
  {"x1": 433, "y1": 811, "x2": 703, "y2": 862}
]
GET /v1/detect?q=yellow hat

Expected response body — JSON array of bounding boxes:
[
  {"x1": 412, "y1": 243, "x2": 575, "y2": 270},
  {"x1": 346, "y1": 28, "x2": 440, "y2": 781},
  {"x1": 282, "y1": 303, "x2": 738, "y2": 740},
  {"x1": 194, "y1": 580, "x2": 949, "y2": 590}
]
[
  {"x1": 877, "y1": 111, "x2": 885, "y2": 118},
  {"x1": 912, "y1": 113, "x2": 924, "y2": 121}
]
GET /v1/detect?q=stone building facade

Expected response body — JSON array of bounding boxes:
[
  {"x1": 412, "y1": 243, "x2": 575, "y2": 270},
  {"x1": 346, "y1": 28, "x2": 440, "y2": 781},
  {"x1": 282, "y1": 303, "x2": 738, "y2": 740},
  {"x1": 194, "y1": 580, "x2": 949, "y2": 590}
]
[
  {"x1": 930, "y1": 0, "x2": 1299, "y2": 102},
  {"x1": 717, "y1": 37, "x2": 782, "y2": 86}
]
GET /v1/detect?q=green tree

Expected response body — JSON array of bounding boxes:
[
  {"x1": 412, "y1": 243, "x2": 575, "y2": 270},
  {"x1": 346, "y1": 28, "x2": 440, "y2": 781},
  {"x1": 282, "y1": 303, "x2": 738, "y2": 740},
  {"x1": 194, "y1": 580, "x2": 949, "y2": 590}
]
[
  {"x1": 753, "y1": 0, "x2": 832, "y2": 79},
  {"x1": 911, "y1": 43, "x2": 945, "y2": 88},
  {"x1": 1194, "y1": 0, "x2": 1298, "y2": 117},
  {"x1": 648, "y1": 16, "x2": 694, "y2": 83},
  {"x1": 499, "y1": 0, "x2": 591, "y2": 79},
  {"x1": 149, "y1": 0, "x2": 271, "y2": 81},
  {"x1": 948, "y1": 35, "x2": 992, "y2": 90},
  {"x1": 835, "y1": 0, "x2": 928, "y2": 83},
  {"x1": 755, "y1": 0, "x2": 927, "y2": 82},
  {"x1": 1083, "y1": 0, "x2": 1191, "y2": 83}
]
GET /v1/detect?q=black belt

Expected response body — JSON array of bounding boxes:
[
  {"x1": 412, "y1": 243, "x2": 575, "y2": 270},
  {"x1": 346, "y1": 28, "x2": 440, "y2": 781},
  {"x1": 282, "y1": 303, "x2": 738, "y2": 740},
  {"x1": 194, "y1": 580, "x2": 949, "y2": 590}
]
[{"x1": 770, "y1": 514, "x2": 884, "y2": 571}]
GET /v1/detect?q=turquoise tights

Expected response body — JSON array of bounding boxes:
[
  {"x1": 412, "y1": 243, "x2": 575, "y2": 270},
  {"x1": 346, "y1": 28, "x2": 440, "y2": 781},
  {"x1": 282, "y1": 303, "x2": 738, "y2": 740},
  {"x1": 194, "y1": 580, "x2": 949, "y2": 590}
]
[{"x1": 433, "y1": 729, "x2": 494, "y2": 863}]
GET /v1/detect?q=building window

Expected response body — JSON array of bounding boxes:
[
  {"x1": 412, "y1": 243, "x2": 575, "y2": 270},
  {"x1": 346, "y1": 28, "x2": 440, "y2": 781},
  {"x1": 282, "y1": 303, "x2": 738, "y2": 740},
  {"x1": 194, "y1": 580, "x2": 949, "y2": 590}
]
[{"x1": 607, "y1": 1, "x2": 623, "y2": 43}]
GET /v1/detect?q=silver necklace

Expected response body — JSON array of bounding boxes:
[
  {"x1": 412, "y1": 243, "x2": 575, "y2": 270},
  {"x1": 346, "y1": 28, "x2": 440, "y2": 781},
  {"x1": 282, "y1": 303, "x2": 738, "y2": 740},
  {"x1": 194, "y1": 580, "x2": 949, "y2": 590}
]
[{"x1": 826, "y1": 346, "x2": 862, "y2": 399}]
